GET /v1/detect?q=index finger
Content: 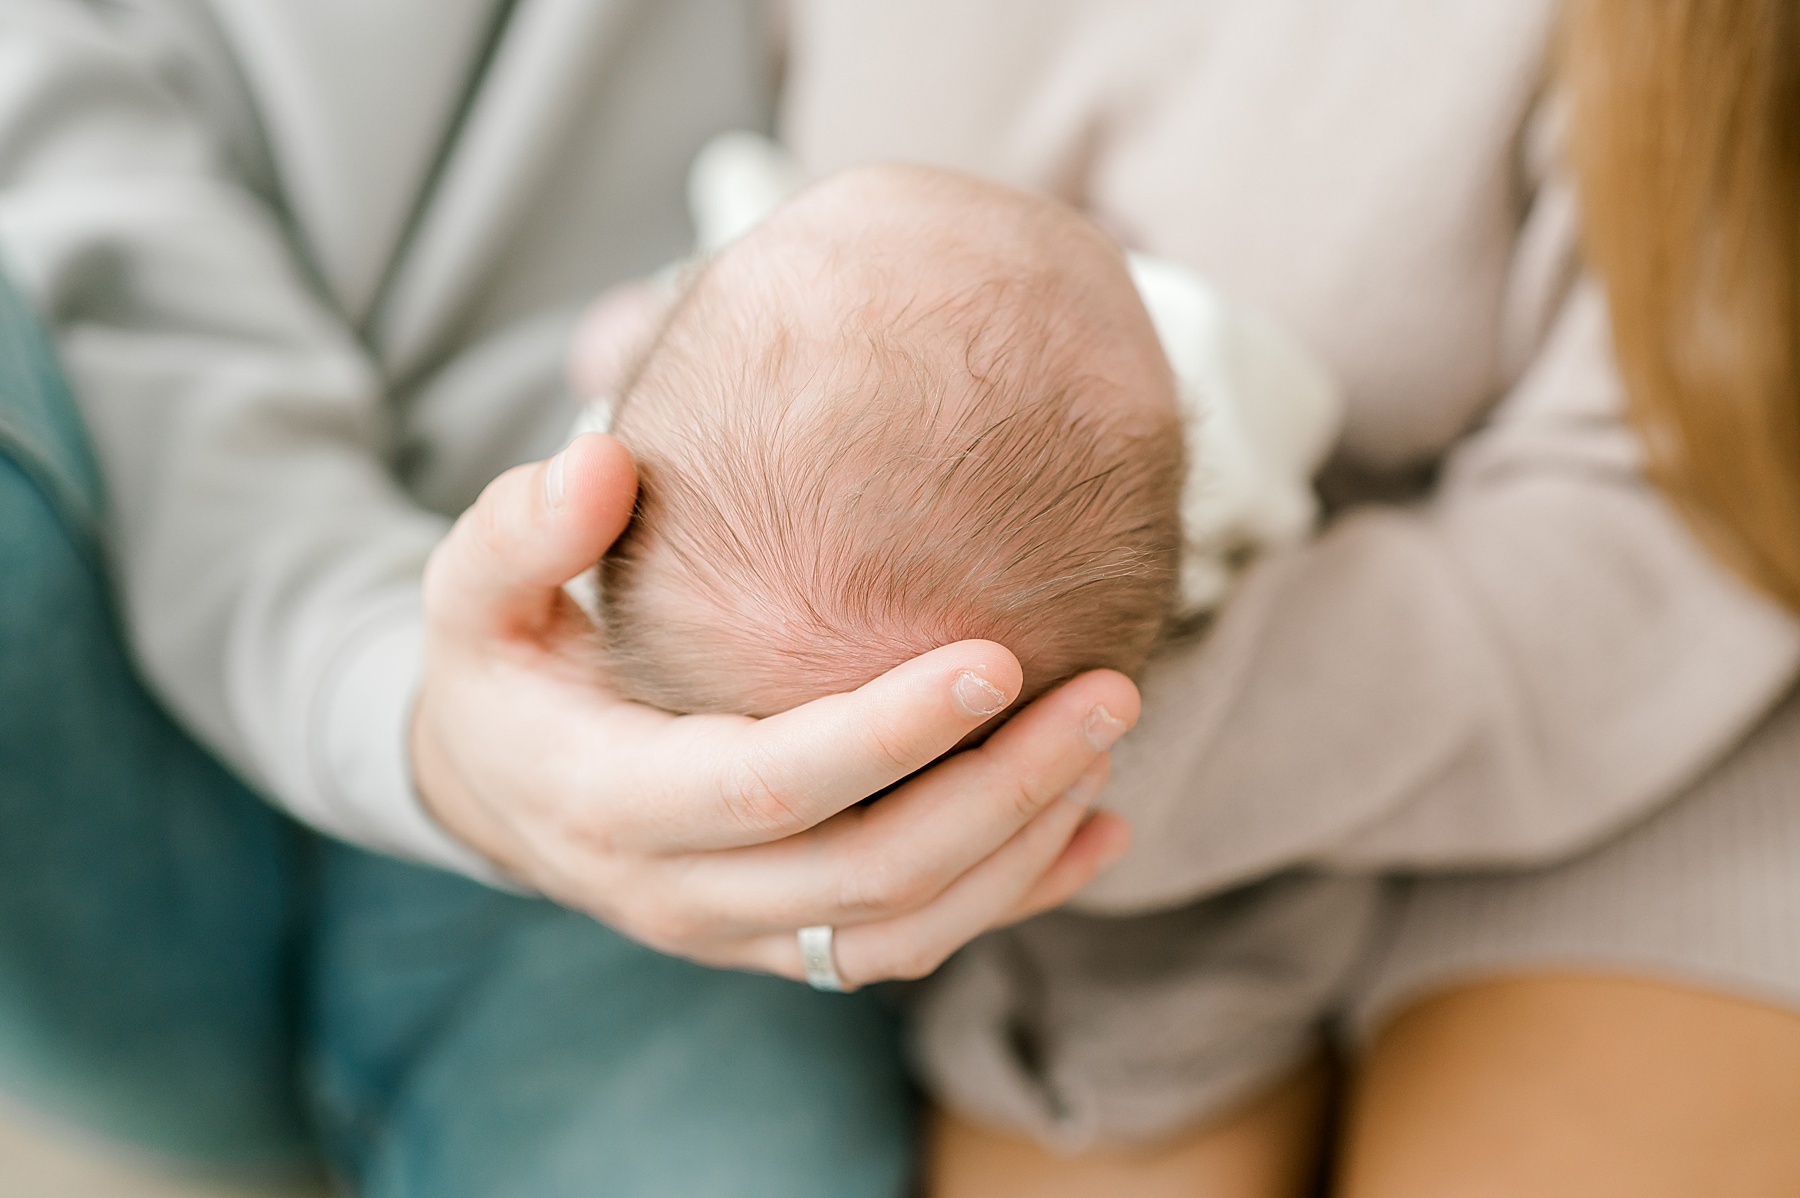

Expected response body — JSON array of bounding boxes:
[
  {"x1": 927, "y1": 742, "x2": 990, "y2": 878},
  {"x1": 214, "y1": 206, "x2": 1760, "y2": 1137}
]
[
  {"x1": 620, "y1": 639, "x2": 1024, "y2": 852},
  {"x1": 641, "y1": 667, "x2": 1140, "y2": 934}
]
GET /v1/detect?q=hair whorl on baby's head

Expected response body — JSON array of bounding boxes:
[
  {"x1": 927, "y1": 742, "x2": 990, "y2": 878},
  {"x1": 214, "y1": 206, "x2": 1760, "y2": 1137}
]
[{"x1": 599, "y1": 165, "x2": 1183, "y2": 718}]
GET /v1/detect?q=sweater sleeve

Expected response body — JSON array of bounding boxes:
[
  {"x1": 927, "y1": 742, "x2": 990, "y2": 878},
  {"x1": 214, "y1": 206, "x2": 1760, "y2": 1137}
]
[
  {"x1": 0, "y1": 1, "x2": 501, "y2": 880},
  {"x1": 1076, "y1": 176, "x2": 1800, "y2": 916}
]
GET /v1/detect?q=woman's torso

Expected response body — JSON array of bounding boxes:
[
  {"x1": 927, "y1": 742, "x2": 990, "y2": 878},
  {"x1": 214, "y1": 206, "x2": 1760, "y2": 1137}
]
[{"x1": 782, "y1": 0, "x2": 1564, "y2": 483}]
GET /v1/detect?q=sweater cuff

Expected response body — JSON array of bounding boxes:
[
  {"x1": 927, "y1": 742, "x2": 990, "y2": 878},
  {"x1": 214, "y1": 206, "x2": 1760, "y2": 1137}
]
[{"x1": 311, "y1": 603, "x2": 521, "y2": 888}]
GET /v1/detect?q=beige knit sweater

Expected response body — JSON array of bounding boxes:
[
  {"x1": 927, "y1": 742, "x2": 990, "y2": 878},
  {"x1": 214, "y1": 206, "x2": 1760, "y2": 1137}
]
[
  {"x1": 784, "y1": 0, "x2": 1800, "y2": 909},
  {"x1": 779, "y1": 0, "x2": 1800, "y2": 1148}
]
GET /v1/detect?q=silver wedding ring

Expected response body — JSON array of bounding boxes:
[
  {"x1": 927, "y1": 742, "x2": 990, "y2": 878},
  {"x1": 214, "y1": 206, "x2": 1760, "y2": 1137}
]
[{"x1": 797, "y1": 925, "x2": 848, "y2": 992}]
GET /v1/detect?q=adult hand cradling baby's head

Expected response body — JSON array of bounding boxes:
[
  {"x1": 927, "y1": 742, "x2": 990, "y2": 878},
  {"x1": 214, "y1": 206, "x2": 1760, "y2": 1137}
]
[{"x1": 410, "y1": 431, "x2": 1135, "y2": 987}]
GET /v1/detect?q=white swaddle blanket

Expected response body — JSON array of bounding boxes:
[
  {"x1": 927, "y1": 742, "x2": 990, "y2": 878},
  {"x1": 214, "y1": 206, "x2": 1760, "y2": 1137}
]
[{"x1": 575, "y1": 132, "x2": 1343, "y2": 620}]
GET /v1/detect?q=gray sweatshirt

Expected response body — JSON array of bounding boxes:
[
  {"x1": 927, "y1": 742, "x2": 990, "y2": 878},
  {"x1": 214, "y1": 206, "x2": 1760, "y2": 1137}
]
[
  {"x1": 0, "y1": 0, "x2": 770, "y2": 877},
  {"x1": 1, "y1": 0, "x2": 1794, "y2": 905}
]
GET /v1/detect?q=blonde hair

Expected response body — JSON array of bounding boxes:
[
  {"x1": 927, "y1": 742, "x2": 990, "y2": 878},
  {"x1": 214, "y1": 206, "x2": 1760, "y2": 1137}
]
[{"x1": 1563, "y1": 0, "x2": 1800, "y2": 611}]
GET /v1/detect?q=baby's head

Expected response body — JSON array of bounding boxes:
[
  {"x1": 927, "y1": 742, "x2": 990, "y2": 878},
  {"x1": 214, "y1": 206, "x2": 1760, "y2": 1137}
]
[{"x1": 599, "y1": 165, "x2": 1182, "y2": 717}]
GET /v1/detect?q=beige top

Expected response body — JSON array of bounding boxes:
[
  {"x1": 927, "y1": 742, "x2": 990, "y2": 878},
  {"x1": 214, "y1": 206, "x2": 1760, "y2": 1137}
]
[
  {"x1": 784, "y1": 0, "x2": 1800, "y2": 910},
  {"x1": 778, "y1": 0, "x2": 1800, "y2": 1149}
]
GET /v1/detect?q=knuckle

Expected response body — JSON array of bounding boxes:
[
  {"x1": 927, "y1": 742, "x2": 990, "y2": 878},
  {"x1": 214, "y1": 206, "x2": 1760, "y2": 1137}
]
[
  {"x1": 558, "y1": 856, "x2": 633, "y2": 921},
  {"x1": 566, "y1": 814, "x2": 620, "y2": 859},
  {"x1": 860, "y1": 717, "x2": 920, "y2": 778},
  {"x1": 998, "y1": 767, "x2": 1049, "y2": 823},
  {"x1": 718, "y1": 750, "x2": 802, "y2": 837},
  {"x1": 879, "y1": 941, "x2": 948, "y2": 983},
  {"x1": 841, "y1": 857, "x2": 934, "y2": 918},
  {"x1": 630, "y1": 863, "x2": 720, "y2": 949},
  {"x1": 521, "y1": 785, "x2": 613, "y2": 856},
  {"x1": 633, "y1": 903, "x2": 704, "y2": 952},
  {"x1": 681, "y1": 939, "x2": 745, "y2": 973}
]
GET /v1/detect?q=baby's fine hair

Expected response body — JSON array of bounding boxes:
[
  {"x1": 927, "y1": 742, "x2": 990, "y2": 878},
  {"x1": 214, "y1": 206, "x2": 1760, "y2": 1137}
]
[{"x1": 599, "y1": 167, "x2": 1183, "y2": 717}]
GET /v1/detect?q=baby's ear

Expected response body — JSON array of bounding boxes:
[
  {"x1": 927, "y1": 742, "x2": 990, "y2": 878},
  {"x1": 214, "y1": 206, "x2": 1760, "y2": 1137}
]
[{"x1": 567, "y1": 279, "x2": 678, "y2": 401}]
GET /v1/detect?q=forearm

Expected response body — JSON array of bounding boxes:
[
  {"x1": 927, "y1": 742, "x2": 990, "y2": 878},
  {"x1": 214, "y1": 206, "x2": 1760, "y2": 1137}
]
[{"x1": 1078, "y1": 284, "x2": 1800, "y2": 913}]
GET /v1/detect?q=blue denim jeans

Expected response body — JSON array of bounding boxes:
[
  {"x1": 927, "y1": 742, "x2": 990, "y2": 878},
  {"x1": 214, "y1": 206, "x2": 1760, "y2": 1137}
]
[
  {"x1": 305, "y1": 846, "x2": 914, "y2": 1197},
  {"x1": 0, "y1": 273, "x2": 915, "y2": 1196}
]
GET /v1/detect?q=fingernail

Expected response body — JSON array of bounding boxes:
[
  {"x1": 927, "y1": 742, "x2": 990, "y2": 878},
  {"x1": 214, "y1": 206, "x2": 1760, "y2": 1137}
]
[
  {"x1": 545, "y1": 450, "x2": 568, "y2": 509},
  {"x1": 1082, "y1": 704, "x2": 1129, "y2": 752},
  {"x1": 951, "y1": 670, "x2": 1008, "y2": 718},
  {"x1": 1062, "y1": 768, "x2": 1107, "y2": 811}
]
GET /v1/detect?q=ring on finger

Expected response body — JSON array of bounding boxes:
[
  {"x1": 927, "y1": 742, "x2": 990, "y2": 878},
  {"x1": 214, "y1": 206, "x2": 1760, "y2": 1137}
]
[{"x1": 797, "y1": 924, "x2": 849, "y2": 992}]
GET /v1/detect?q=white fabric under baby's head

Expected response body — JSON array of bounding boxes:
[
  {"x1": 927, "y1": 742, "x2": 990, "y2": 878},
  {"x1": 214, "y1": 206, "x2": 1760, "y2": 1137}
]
[
  {"x1": 688, "y1": 132, "x2": 810, "y2": 255},
  {"x1": 571, "y1": 394, "x2": 615, "y2": 436},
  {"x1": 1127, "y1": 254, "x2": 1344, "y2": 615}
]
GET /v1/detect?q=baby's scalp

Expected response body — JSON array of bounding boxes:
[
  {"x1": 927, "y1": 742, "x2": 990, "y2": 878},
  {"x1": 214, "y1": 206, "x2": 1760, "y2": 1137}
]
[{"x1": 600, "y1": 165, "x2": 1183, "y2": 717}]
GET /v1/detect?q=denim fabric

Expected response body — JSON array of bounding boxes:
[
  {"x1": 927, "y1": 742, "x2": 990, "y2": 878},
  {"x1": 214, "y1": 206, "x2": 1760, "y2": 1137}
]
[
  {"x1": 0, "y1": 272, "x2": 916, "y2": 1194},
  {"x1": 305, "y1": 846, "x2": 915, "y2": 1198},
  {"x1": 0, "y1": 274, "x2": 314, "y2": 1168}
]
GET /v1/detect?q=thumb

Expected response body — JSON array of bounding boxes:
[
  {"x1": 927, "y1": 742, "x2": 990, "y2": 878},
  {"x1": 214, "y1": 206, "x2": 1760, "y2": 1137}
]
[{"x1": 423, "y1": 433, "x2": 638, "y2": 640}]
